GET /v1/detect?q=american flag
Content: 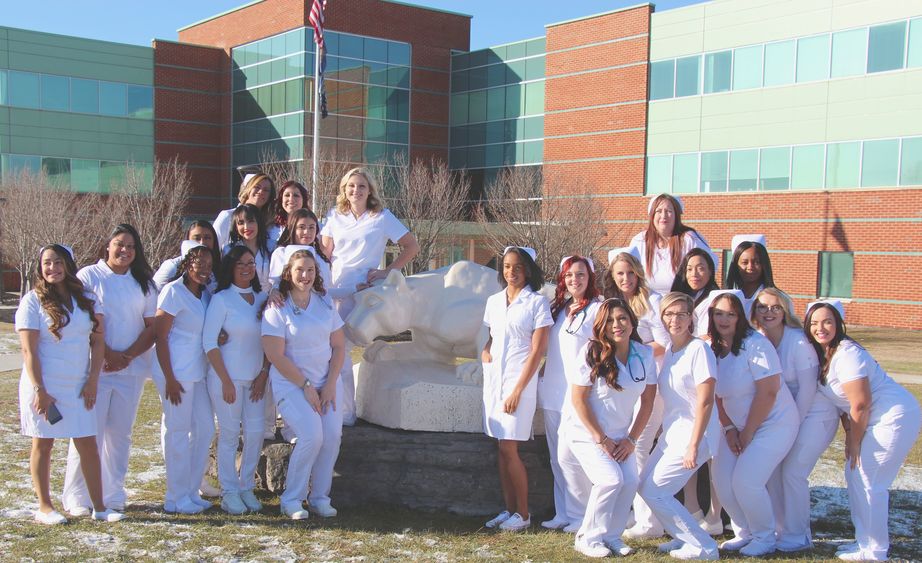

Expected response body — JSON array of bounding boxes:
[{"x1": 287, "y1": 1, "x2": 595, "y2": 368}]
[{"x1": 309, "y1": 0, "x2": 329, "y2": 118}]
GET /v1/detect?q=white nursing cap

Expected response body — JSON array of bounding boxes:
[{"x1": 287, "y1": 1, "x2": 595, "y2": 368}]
[
  {"x1": 731, "y1": 234, "x2": 767, "y2": 253},
  {"x1": 242, "y1": 173, "x2": 258, "y2": 188},
  {"x1": 40, "y1": 244, "x2": 74, "y2": 261},
  {"x1": 607, "y1": 246, "x2": 642, "y2": 265},
  {"x1": 180, "y1": 240, "x2": 207, "y2": 259},
  {"x1": 806, "y1": 299, "x2": 845, "y2": 322},
  {"x1": 503, "y1": 246, "x2": 537, "y2": 262},
  {"x1": 559, "y1": 255, "x2": 595, "y2": 273},
  {"x1": 283, "y1": 244, "x2": 317, "y2": 268},
  {"x1": 702, "y1": 289, "x2": 746, "y2": 311},
  {"x1": 647, "y1": 194, "x2": 684, "y2": 215}
]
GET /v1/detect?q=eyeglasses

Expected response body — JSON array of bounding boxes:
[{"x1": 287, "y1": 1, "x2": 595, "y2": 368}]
[
  {"x1": 755, "y1": 304, "x2": 784, "y2": 314},
  {"x1": 236, "y1": 261, "x2": 257, "y2": 268},
  {"x1": 663, "y1": 311, "x2": 691, "y2": 320}
]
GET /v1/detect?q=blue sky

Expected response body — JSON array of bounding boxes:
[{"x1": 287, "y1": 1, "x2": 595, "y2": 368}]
[{"x1": 2, "y1": 0, "x2": 705, "y2": 50}]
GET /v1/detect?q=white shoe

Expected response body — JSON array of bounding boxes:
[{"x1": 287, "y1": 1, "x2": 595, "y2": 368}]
[
  {"x1": 485, "y1": 510, "x2": 511, "y2": 529},
  {"x1": 92, "y1": 508, "x2": 126, "y2": 522},
  {"x1": 220, "y1": 493, "x2": 247, "y2": 515},
  {"x1": 563, "y1": 521, "x2": 581, "y2": 533},
  {"x1": 670, "y1": 544, "x2": 719, "y2": 560},
  {"x1": 838, "y1": 549, "x2": 886, "y2": 561},
  {"x1": 281, "y1": 501, "x2": 310, "y2": 520},
  {"x1": 307, "y1": 501, "x2": 337, "y2": 517},
  {"x1": 719, "y1": 535, "x2": 751, "y2": 551},
  {"x1": 605, "y1": 538, "x2": 633, "y2": 556},
  {"x1": 34, "y1": 509, "x2": 67, "y2": 525},
  {"x1": 836, "y1": 542, "x2": 859, "y2": 553},
  {"x1": 541, "y1": 516, "x2": 569, "y2": 530},
  {"x1": 623, "y1": 524, "x2": 662, "y2": 539},
  {"x1": 776, "y1": 538, "x2": 813, "y2": 552},
  {"x1": 697, "y1": 511, "x2": 724, "y2": 536},
  {"x1": 498, "y1": 512, "x2": 530, "y2": 532},
  {"x1": 574, "y1": 537, "x2": 611, "y2": 558},
  {"x1": 239, "y1": 490, "x2": 262, "y2": 512},
  {"x1": 740, "y1": 540, "x2": 776, "y2": 557},
  {"x1": 199, "y1": 480, "x2": 221, "y2": 497},
  {"x1": 67, "y1": 505, "x2": 91, "y2": 517},
  {"x1": 658, "y1": 538, "x2": 684, "y2": 553},
  {"x1": 165, "y1": 498, "x2": 206, "y2": 515},
  {"x1": 189, "y1": 493, "x2": 212, "y2": 509}
]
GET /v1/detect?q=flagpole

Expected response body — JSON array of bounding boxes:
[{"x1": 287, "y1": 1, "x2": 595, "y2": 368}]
[{"x1": 311, "y1": 43, "x2": 322, "y2": 213}]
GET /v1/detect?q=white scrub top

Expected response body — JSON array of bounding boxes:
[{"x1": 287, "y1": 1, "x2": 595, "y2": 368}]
[
  {"x1": 261, "y1": 292, "x2": 344, "y2": 399},
  {"x1": 268, "y1": 245, "x2": 333, "y2": 293},
  {"x1": 818, "y1": 340, "x2": 920, "y2": 425},
  {"x1": 213, "y1": 207, "x2": 236, "y2": 250},
  {"x1": 629, "y1": 230, "x2": 711, "y2": 295},
  {"x1": 78, "y1": 260, "x2": 157, "y2": 378},
  {"x1": 155, "y1": 278, "x2": 211, "y2": 383},
  {"x1": 223, "y1": 243, "x2": 272, "y2": 290},
  {"x1": 774, "y1": 326, "x2": 821, "y2": 421},
  {"x1": 562, "y1": 341, "x2": 656, "y2": 442},
  {"x1": 154, "y1": 255, "x2": 218, "y2": 294},
  {"x1": 203, "y1": 286, "x2": 268, "y2": 383},
  {"x1": 16, "y1": 290, "x2": 99, "y2": 438},
  {"x1": 693, "y1": 290, "x2": 716, "y2": 338},
  {"x1": 539, "y1": 299, "x2": 602, "y2": 412},
  {"x1": 658, "y1": 338, "x2": 720, "y2": 455},
  {"x1": 715, "y1": 331, "x2": 797, "y2": 430},
  {"x1": 637, "y1": 291, "x2": 669, "y2": 349},
  {"x1": 739, "y1": 285, "x2": 763, "y2": 319}
]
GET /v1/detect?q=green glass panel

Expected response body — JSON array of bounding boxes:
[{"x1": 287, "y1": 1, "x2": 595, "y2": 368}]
[
  {"x1": 733, "y1": 46, "x2": 762, "y2": 90},
  {"x1": 764, "y1": 40, "x2": 795, "y2": 86},
  {"x1": 450, "y1": 126, "x2": 467, "y2": 147},
  {"x1": 796, "y1": 34, "x2": 830, "y2": 82},
  {"x1": 99, "y1": 81, "x2": 126, "y2": 116},
  {"x1": 452, "y1": 52, "x2": 470, "y2": 71},
  {"x1": 506, "y1": 60, "x2": 526, "y2": 84},
  {"x1": 469, "y1": 50, "x2": 487, "y2": 68},
  {"x1": 819, "y1": 252, "x2": 853, "y2": 298},
  {"x1": 867, "y1": 21, "x2": 906, "y2": 73},
  {"x1": 831, "y1": 28, "x2": 867, "y2": 78},
  {"x1": 388, "y1": 66, "x2": 409, "y2": 89},
  {"x1": 270, "y1": 34, "x2": 286, "y2": 59},
  {"x1": 9, "y1": 71, "x2": 39, "y2": 108},
  {"x1": 468, "y1": 67, "x2": 486, "y2": 90},
  {"x1": 285, "y1": 28, "x2": 303, "y2": 55},
  {"x1": 646, "y1": 155, "x2": 672, "y2": 194},
  {"x1": 388, "y1": 42, "x2": 411, "y2": 66},
  {"x1": 338, "y1": 34, "x2": 363, "y2": 59},
  {"x1": 451, "y1": 70, "x2": 468, "y2": 93},
  {"x1": 41, "y1": 157, "x2": 70, "y2": 187},
  {"x1": 506, "y1": 41, "x2": 526, "y2": 60},
  {"x1": 468, "y1": 123, "x2": 485, "y2": 145},
  {"x1": 39, "y1": 74, "x2": 69, "y2": 111},
  {"x1": 791, "y1": 144, "x2": 825, "y2": 189},
  {"x1": 270, "y1": 82, "x2": 285, "y2": 114},
  {"x1": 99, "y1": 161, "x2": 126, "y2": 192},
  {"x1": 675, "y1": 56, "x2": 700, "y2": 97},
  {"x1": 287, "y1": 53, "x2": 305, "y2": 79},
  {"x1": 826, "y1": 141, "x2": 860, "y2": 188},
  {"x1": 468, "y1": 145, "x2": 484, "y2": 168},
  {"x1": 269, "y1": 59, "x2": 285, "y2": 83},
  {"x1": 649, "y1": 60, "x2": 675, "y2": 100},
  {"x1": 524, "y1": 81, "x2": 544, "y2": 115},
  {"x1": 0, "y1": 70, "x2": 7, "y2": 105},
  {"x1": 451, "y1": 93, "x2": 468, "y2": 125},
  {"x1": 449, "y1": 147, "x2": 465, "y2": 169},
  {"x1": 364, "y1": 37, "x2": 388, "y2": 62},
  {"x1": 900, "y1": 137, "x2": 922, "y2": 185},
  {"x1": 525, "y1": 56, "x2": 544, "y2": 81},
  {"x1": 485, "y1": 144, "x2": 504, "y2": 168},
  {"x1": 126, "y1": 85, "x2": 153, "y2": 119},
  {"x1": 71, "y1": 159, "x2": 100, "y2": 193},
  {"x1": 759, "y1": 147, "x2": 790, "y2": 190},
  {"x1": 860, "y1": 139, "x2": 899, "y2": 187},
  {"x1": 486, "y1": 64, "x2": 505, "y2": 88},
  {"x1": 703, "y1": 51, "x2": 731, "y2": 94},
  {"x1": 486, "y1": 87, "x2": 505, "y2": 121},
  {"x1": 365, "y1": 119, "x2": 386, "y2": 142},
  {"x1": 468, "y1": 90, "x2": 486, "y2": 122},
  {"x1": 285, "y1": 79, "x2": 303, "y2": 113},
  {"x1": 523, "y1": 116, "x2": 543, "y2": 140},
  {"x1": 70, "y1": 78, "x2": 99, "y2": 114},
  {"x1": 485, "y1": 121, "x2": 504, "y2": 144},
  {"x1": 700, "y1": 151, "x2": 728, "y2": 192},
  {"x1": 6, "y1": 154, "x2": 41, "y2": 175},
  {"x1": 257, "y1": 39, "x2": 272, "y2": 63},
  {"x1": 672, "y1": 153, "x2": 698, "y2": 193},
  {"x1": 504, "y1": 84, "x2": 523, "y2": 119},
  {"x1": 390, "y1": 89, "x2": 409, "y2": 121},
  {"x1": 523, "y1": 140, "x2": 543, "y2": 163},
  {"x1": 487, "y1": 47, "x2": 504, "y2": 65},
  {"x1": 386, "y1": 120, "x2": 408, "y2": 144},
  {"x1": 910, "y1": 18, "x2": 922, "y2": 68},
  {"x1": 729, "y1": 149, "x2": 758, "y2": 191},
  {"x1": 526, "y1": 38, "x2": 545, "y2": 56}
]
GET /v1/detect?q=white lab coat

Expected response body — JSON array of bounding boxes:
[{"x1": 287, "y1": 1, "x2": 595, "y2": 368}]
[{"x1": 629, "y1": 231, "x2": 711, "y2": 295}]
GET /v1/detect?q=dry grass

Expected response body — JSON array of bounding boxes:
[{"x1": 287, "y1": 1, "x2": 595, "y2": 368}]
[{"x1": 849, "y1": 326, "x2": 922, "y2": 375}]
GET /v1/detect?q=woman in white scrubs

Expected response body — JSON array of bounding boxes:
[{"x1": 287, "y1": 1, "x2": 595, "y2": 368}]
[
  {"x1": 670, "y1": 248, "x2": 721, "y2": 338},
  {"x1": 320, "y1": 167, "x2": 419, "y2": 425},
  {"x1": 225, "y1": 204, "x2": 273, "y2": 288},
  {"x1": 561, "y1": 298, "x2": 656, "y2": 558},
  {"x1": 269, "y1": 208, "x2": 332, "y2": 292},
  {"x1": 540, "y1": 255, "x2": 600, "y2": 532},
  {"x1": 270, "y1": 180, "x2": 309, "y2": 244},
  {"x1": 203, "y1": 246, "x2": 269, "y2": 515},
  {"x1": 724, "y1": 234, "x2": 775, "y2": 316},
  {"x1": 262, "y1": 248, "x2": 346, "y2": 520},
  {"x1": 639, "y1": 292, "x2": 719, "y2": 561},
  {"x1": 481, "y1": 247, "x2": 552, "y2": 532},
  {"x1": 214, "y1": 173, "x2": 276, "y2": 249},
  {"x1": 18, "y1": 244, "x2": 124, "y2": 524},
  {"x1": 153, "y1": 241, "x2": 215, "y2": 515},
  {"x1": 804, "y1": 301, "x2": 921, "y2": 561},
  {"x1": 153, "y1": 220, "x2": 221, "y2": 292},
  {"x1": 709, "y1": 290, "x2": 799, "y2": 556},
  {"x1": 629, "y1": 194, "x2": 711, "y2": 295},
  {"x1": 62, "y1": 225, "x2": 157, "y2": 515},
  {"x1": 751, "y1": 288, "x2": 839, "y2": 552}
]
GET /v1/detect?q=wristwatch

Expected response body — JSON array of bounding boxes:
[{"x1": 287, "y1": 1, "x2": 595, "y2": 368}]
[{"x1": 301, "y1": 379, "x2": 312, "y2": 390}]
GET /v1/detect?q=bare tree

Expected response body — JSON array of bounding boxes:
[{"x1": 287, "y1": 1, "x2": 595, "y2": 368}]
[
  {"x1": 258, "y1": 147, "x2": 346, "y2": 217},
  {"x1": 474, "y1": 166, "x2": 618, "y2": 280}
]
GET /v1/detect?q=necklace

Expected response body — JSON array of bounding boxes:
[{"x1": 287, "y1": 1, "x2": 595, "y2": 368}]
[{"x1": 291, "y1": 292, "x2": 310, "y2": 315}]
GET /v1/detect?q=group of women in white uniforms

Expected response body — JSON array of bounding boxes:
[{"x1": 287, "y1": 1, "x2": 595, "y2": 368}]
[{"x1": 479, "y1": 193, "x2": 920, "y2": 560}]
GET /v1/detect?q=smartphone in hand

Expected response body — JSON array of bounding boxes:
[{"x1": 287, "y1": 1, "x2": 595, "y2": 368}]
[{"x1": 46, "y1": 403, "x2": 63, "y2": 425}]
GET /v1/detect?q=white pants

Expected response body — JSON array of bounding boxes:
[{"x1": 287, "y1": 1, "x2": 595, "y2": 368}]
[
  {"x1": 153, "y1": 376, "x2": 215, "y2": 506},
  {"x1": 542, "y1": 409, "x2": 586, "y2": 523},
  {"x1": 640, "y1": 441, "x2": 719, "y2": 554},
  {"x1": 631, "y1": 393, "x2": 664, "y2": 533},
  {"x1": 206, "y1": 375, "x2": 265, "y2": 494},
  {"x1": 713, "y1": 421, "x2": 797, "y2": 545},
  {"x1": 276, "y1": 382, "x2": 343, "y2": 505},
  {"x1": 556, "y1": 434, "x2": 592, "y2": 525},
  {"x1": 339, "y1": 338, "x2": 356, "y2": 425},
  {"x1": 564, "y1": 433, "x2": 639, "y2": 546},
  {"x1": 768, "y1": 403, "x2": 839, "y2": 546},
  {"x1": 263, "y1": 385, "x2": 276, "y2": 437},
  {"x1": 61, "y1": 370, "x2": 147, "y2": 511},
  {"x1": 845, "y1": 407, "x2": 921, "y2": 559}
]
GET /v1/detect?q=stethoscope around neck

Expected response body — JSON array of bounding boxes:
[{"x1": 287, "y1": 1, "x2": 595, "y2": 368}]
[{"x1": 622, "y1": 342, "x2": 647, "y2": 383}]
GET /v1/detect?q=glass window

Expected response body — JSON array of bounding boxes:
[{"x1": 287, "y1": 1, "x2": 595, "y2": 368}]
[
  {"x1": 525, "y1": 56, "x2": 544, "y2": 81},
  {"x1": 71, "y1": 159, "x2": 100, "y2": 193},
  {"x1": 523, "y1": 116, "x2": 543, "y2": 139},
  {"x1": 646, "y1": 155, "x2": 672, "y2": 194},
  {"x1": 71, "y1": 78, "x2": 99, "y2": 114},
  {"x1": 733, "y1": 46, "x2": 762, "y2": 90},
  {"x1": 909, "y1": 18, "x2": 922, "y2": 68},
  {"x1": 675, "y1": 56, "x2": 700, "y2": 97},
  {"x1": 504, "y1": 41, "x2": 525, "y2": 61},
  {"x1": 100, "y1": 161, "x2": 127, "y2": 192},
  {"x1": 526, "y1": 38, "x2": 545, "y2": 57},
  {"x1": 867, "y1": 21, "x2": 906, "y2": 73},
  {"x1": 523, "y1": 140, "x2": 543, "y2": 163},
  {"x1": 703, "y1": 51, "x2": 731, "y2": 94},
  {"x1": 763, "y1": 40, "x2": 795, "y2": 86},
  {"x1": 796, "y1": 34, "x2": 830, "y2": 82},
  {"x1": 387, "y1": 66, "x2": 409, "y2": 89},
  {"x1": 364, "y1": 38, "x2": 388, "y2": 62},
  {"x1": 41, "y1": 157, "x2": 70, "y2": 187},
  {"x1": 388, "y1": 41, "x2": 411, "y2": 66},
  {"x1": 468, "y1": 90, "x2": 486, "y2": 122},
  {"x1": 484, "y1": 144, "x2": 505, "y2": 168},
  {"x1": 450, "y1": 93, "x2": 468, "y2": 125},
  {"x1": 860, "y1": 138, "x2": 899, "y2": 187},
  {"x1": 486, "y1": 88, "x2": 505, "y2": 121},
  {"x1": 467, "y1": 67, "x2": 487, "y2": 90},
  {"x1": 365, "y1": 119, "x2": 386, "y2": 143},
  {"x1": 672, "y1": 153, "x2": 698, "y2": 193},
  {"x1": 649, "y1": 60, "x2": 675, "y2": 100},
  {"x1": 791, "y1": 144, "x2": 825, "y2": 189},
  {"x1": 9, "y1": 71, "x2": 40, "y2": 108},
  {"x1": 484, "y1": 121, "x2": 504, "y2": 144},
  {"x1": 826, "y1": 141, "x2": 860, "y2": 188},
  {"x1": 269, "y1": 34, "x2": 286, "y2": 59},
  {"x1": 451, "y1": 70, "x2": 468, "y2": 93},
  {"x1": 126, "y1": 85, "x2": 153, "y2": 119},
  {"x1": 0, "y1": 70, "x2": 7, "y2": 105},
  {"x1": 285, "y1": 79, "x2": 303, "y2": 113},
  {"x1": 524, "y1": 81, "x2": 544, "y2": 115},
  {"x1": 900, "y1": 137, "x2": 922, "y2": 185},
  {"x1": 818, "y1": 251, "x2": 853, "y2": 298},
  {"x1": 285, "y1": 28, "x2": 304, "y2": 55},
  {"x1": 759, "y1": 147, "x2": 790, "y2": 190},
  {"x1": 7, "y1": 154, "x2": 41, "y2": 175},
  {"x1": 831, "y1": 28, "x2": 867, "y2": 78},
  {"x1": 40, "y1": 74, "x2": 69, "y2": 111},
  {"x1": 338, "y1": 34, "x2": 363, "y2": 59},
  {"x1": 700, "y1": 151, "x2": 728, "y2": 192},
  {"x1": 506, "y1": 60, "x2": 526, "y2": 84},
  {"x1": 505, "y1": 84, "x2": 523, "y2": 119},
  {"x1": 729, "y1": 149, "x2": 758, "y2": 191},
  {"x1": 99, "y1": 81, "x2": 126, "y2": 116}
]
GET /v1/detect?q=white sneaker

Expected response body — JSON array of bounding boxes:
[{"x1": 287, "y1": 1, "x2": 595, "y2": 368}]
[
  {"x1": 541, "y1": 516, "x2": 569, "y2": 530},
  {"x1": 836, "y1": 542, "x2": 859, "y2": 553},
  {"x1": 670, "y1": 543, "x2": 719, "y2": 560},
  {"x1": 698, "y1": 511, "x2": 725, "y2": 536},
  {"x1": 838, "y1": 549, "x2": 885, "y2": 561},
  {"x1": 92, "y1": 508, "x2": 126, "y2": 522},
  {"x1": 498, "y1": 512, "x2": 531, "y2": 532},
  {"x1": 776, "y1": 538, "x2": 813, "y2": 552},
  {"x1": 563, "y1": 521, "x2": 581, "y2": 533},
  {"x1": 605, "y1": 538, "x2": 633, "y2": 556},
  {"x1": 199, "y1": 480, "x2": 221, "y2": 498},
  {"x1": 623, "y1": 524, "x2": 662, "y2": 539},
  {"x1": 34, "y1": 509, "x2": 67, "y2": 525},
  {"x1": 220, "y1": 493, "x2": 247, "y2": 515},
  {"x1": 740, "y1": 540, "x2": 776, "y2": 557},
  {"x1": 658, "y1": 538, "x2": 684, "y2": 553},
  {"x1": 67, "y1": 505, "x2": 91, "y2": 517},
  {"x1": 239, "y1": 490, "x2": 263, "y2": 512},
  {"x1": 307, "y1": 501, "x2": 338, "y2": 517},
  {"x1": 574, "y1": 537, "x2": 611, "y2": 558},
  {"x1": 719, "y1": 535, "x2": 751, "y2": 551},
  {"x1": 166, "y1": 497, "x2": 206, "y2": 515},
  {"x1": 281, "y1": 501, "x2": 310, "y2": 520},
  {"x1": 189, "y1": 493, "x2": 212, "y2": 509},
  {"x1": 485, "y1": 510, "x2": 511, "y2": 529}
]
